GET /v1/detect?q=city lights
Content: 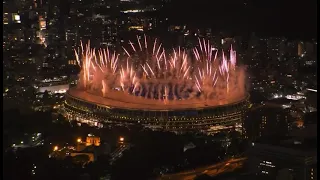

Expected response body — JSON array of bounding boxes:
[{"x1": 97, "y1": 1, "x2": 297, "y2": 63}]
[
  {"x1": 119, "y1": 137, "x2": 124, "y2": 142},
  {"x1": 14, "y1": 15, "x2": 20, "y2": 21},
  {"x1": 3, "y1": 0, "x2": 317, "y2": 179}
]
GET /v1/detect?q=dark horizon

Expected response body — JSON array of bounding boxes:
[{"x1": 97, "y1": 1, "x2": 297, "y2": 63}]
[
  {"x1": 162, "y1": 0, "x2": 317, "y2": 39},
  {"x1": 3, "y1": 0, "x2": 317, "y2": 179}
]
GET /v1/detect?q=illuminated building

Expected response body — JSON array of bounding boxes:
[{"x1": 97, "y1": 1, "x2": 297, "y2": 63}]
[
  {"x1": 86, "y1": 135, "x2": 101, "y2": 146},
  {"x1": 247, "y1": 127, "x2": 317, "y2": 180},
  {"x1": 64, "y1": 89, "x2": 249, "y2": 133},
  {"x1": 2, "y1": 12, "x2": 21, "y2": 24},
  {"x1": 63, "y1": 37, "x2": 249, "y2": 133},
  {"x1": 298, "y1": 42, "x2": 304, "y2": 57},
  {"x1": 12, "y1": 13, "x2": 21, "y2": 23},
  {"x1": 3, "y1": 13, "x2": 9, "y2": 25},
  {"x1": 38, "y1": 84, "x2": 69, "y2": 94},
  {"x1": 76, "y1": 134, "x2": 101, "y2": 152},
  {"x1": 244, "y1": 106, "x2": 293, "y2": 140},
  {"x1": 129, "y1": 26, "x2": 144, "y2": 31}
]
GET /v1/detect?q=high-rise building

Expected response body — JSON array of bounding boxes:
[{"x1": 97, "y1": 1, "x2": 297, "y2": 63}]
[
  {"x1": 298, "y1": 42, "x2": 304, "y2": 57},
  {"x1": 244, "y1": 106, "x2": 293, "y2": 141},
  {"x1": 246, "y1": 126, "x2": 317, "y2": 180}
]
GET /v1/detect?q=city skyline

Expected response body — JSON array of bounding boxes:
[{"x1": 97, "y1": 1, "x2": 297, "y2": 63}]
[{"x1": 3, "y1": 0, "x2": 317, "y2": 180}]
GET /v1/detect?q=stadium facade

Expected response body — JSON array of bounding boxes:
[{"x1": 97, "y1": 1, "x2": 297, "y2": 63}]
[{"x1": 63, "y1": 88, "x2": 250, "y2": 133}]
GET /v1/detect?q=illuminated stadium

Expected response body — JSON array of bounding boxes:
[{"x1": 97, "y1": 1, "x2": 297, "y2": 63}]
[{"x1": 64, "y1": 36, "x2": 250, "y2": 133}]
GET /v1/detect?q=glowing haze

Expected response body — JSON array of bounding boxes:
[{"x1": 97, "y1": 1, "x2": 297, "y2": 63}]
[{"x1": 75, "y1": 35, "x2": 246, "y2": 105}]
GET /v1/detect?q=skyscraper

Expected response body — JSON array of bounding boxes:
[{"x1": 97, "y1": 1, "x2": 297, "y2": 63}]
[{"x1": 298, "y1": 42, "x2": 304, "y2": 57}]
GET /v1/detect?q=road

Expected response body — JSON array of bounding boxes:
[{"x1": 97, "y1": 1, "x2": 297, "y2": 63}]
[
  {"x1": 110, "y1": 144, "x2": 131, "y2": 164},
  {"x1": 12, "y1": 133, "x2": 44, "y2": 150},
  {"x1": 159, "y1": 157, "x2": 246, "y2": 180}
]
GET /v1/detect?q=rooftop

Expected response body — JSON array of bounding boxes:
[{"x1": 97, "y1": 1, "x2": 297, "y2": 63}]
[
  {"x1": 253, "y1": 129, "x2": 317, "y2": 157},
  {"x1": 67, "y1": 88, "x2": 248, "y2": 111}
]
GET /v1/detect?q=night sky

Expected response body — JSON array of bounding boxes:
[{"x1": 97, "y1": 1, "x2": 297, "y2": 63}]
[{"x1": 164, "y1": 0, "x2": 317, "y2": 39}]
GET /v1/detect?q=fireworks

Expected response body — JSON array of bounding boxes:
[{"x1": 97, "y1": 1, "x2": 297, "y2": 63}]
[{"x1": 75, "y1": 36, "x2": 246, "y2": 103}]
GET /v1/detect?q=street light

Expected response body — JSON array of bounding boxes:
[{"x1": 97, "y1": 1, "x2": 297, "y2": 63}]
[
  {"x1": 53, "y1": 146, "x2": 58, "y2": 151},
  {"x1": 119, "y1": 137, "x2": 124, "y2": 142},
  {"x1": 76, "y1": 138, "x2": 82, "y2": 151}
]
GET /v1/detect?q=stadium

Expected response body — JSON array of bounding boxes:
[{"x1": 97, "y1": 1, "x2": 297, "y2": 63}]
[
  {"x1": 64, "y1": 89, "x2": 249, "y2": 132},
  {"x1": 63, "y1": 36, "x2": 250, "y2": 133}
]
